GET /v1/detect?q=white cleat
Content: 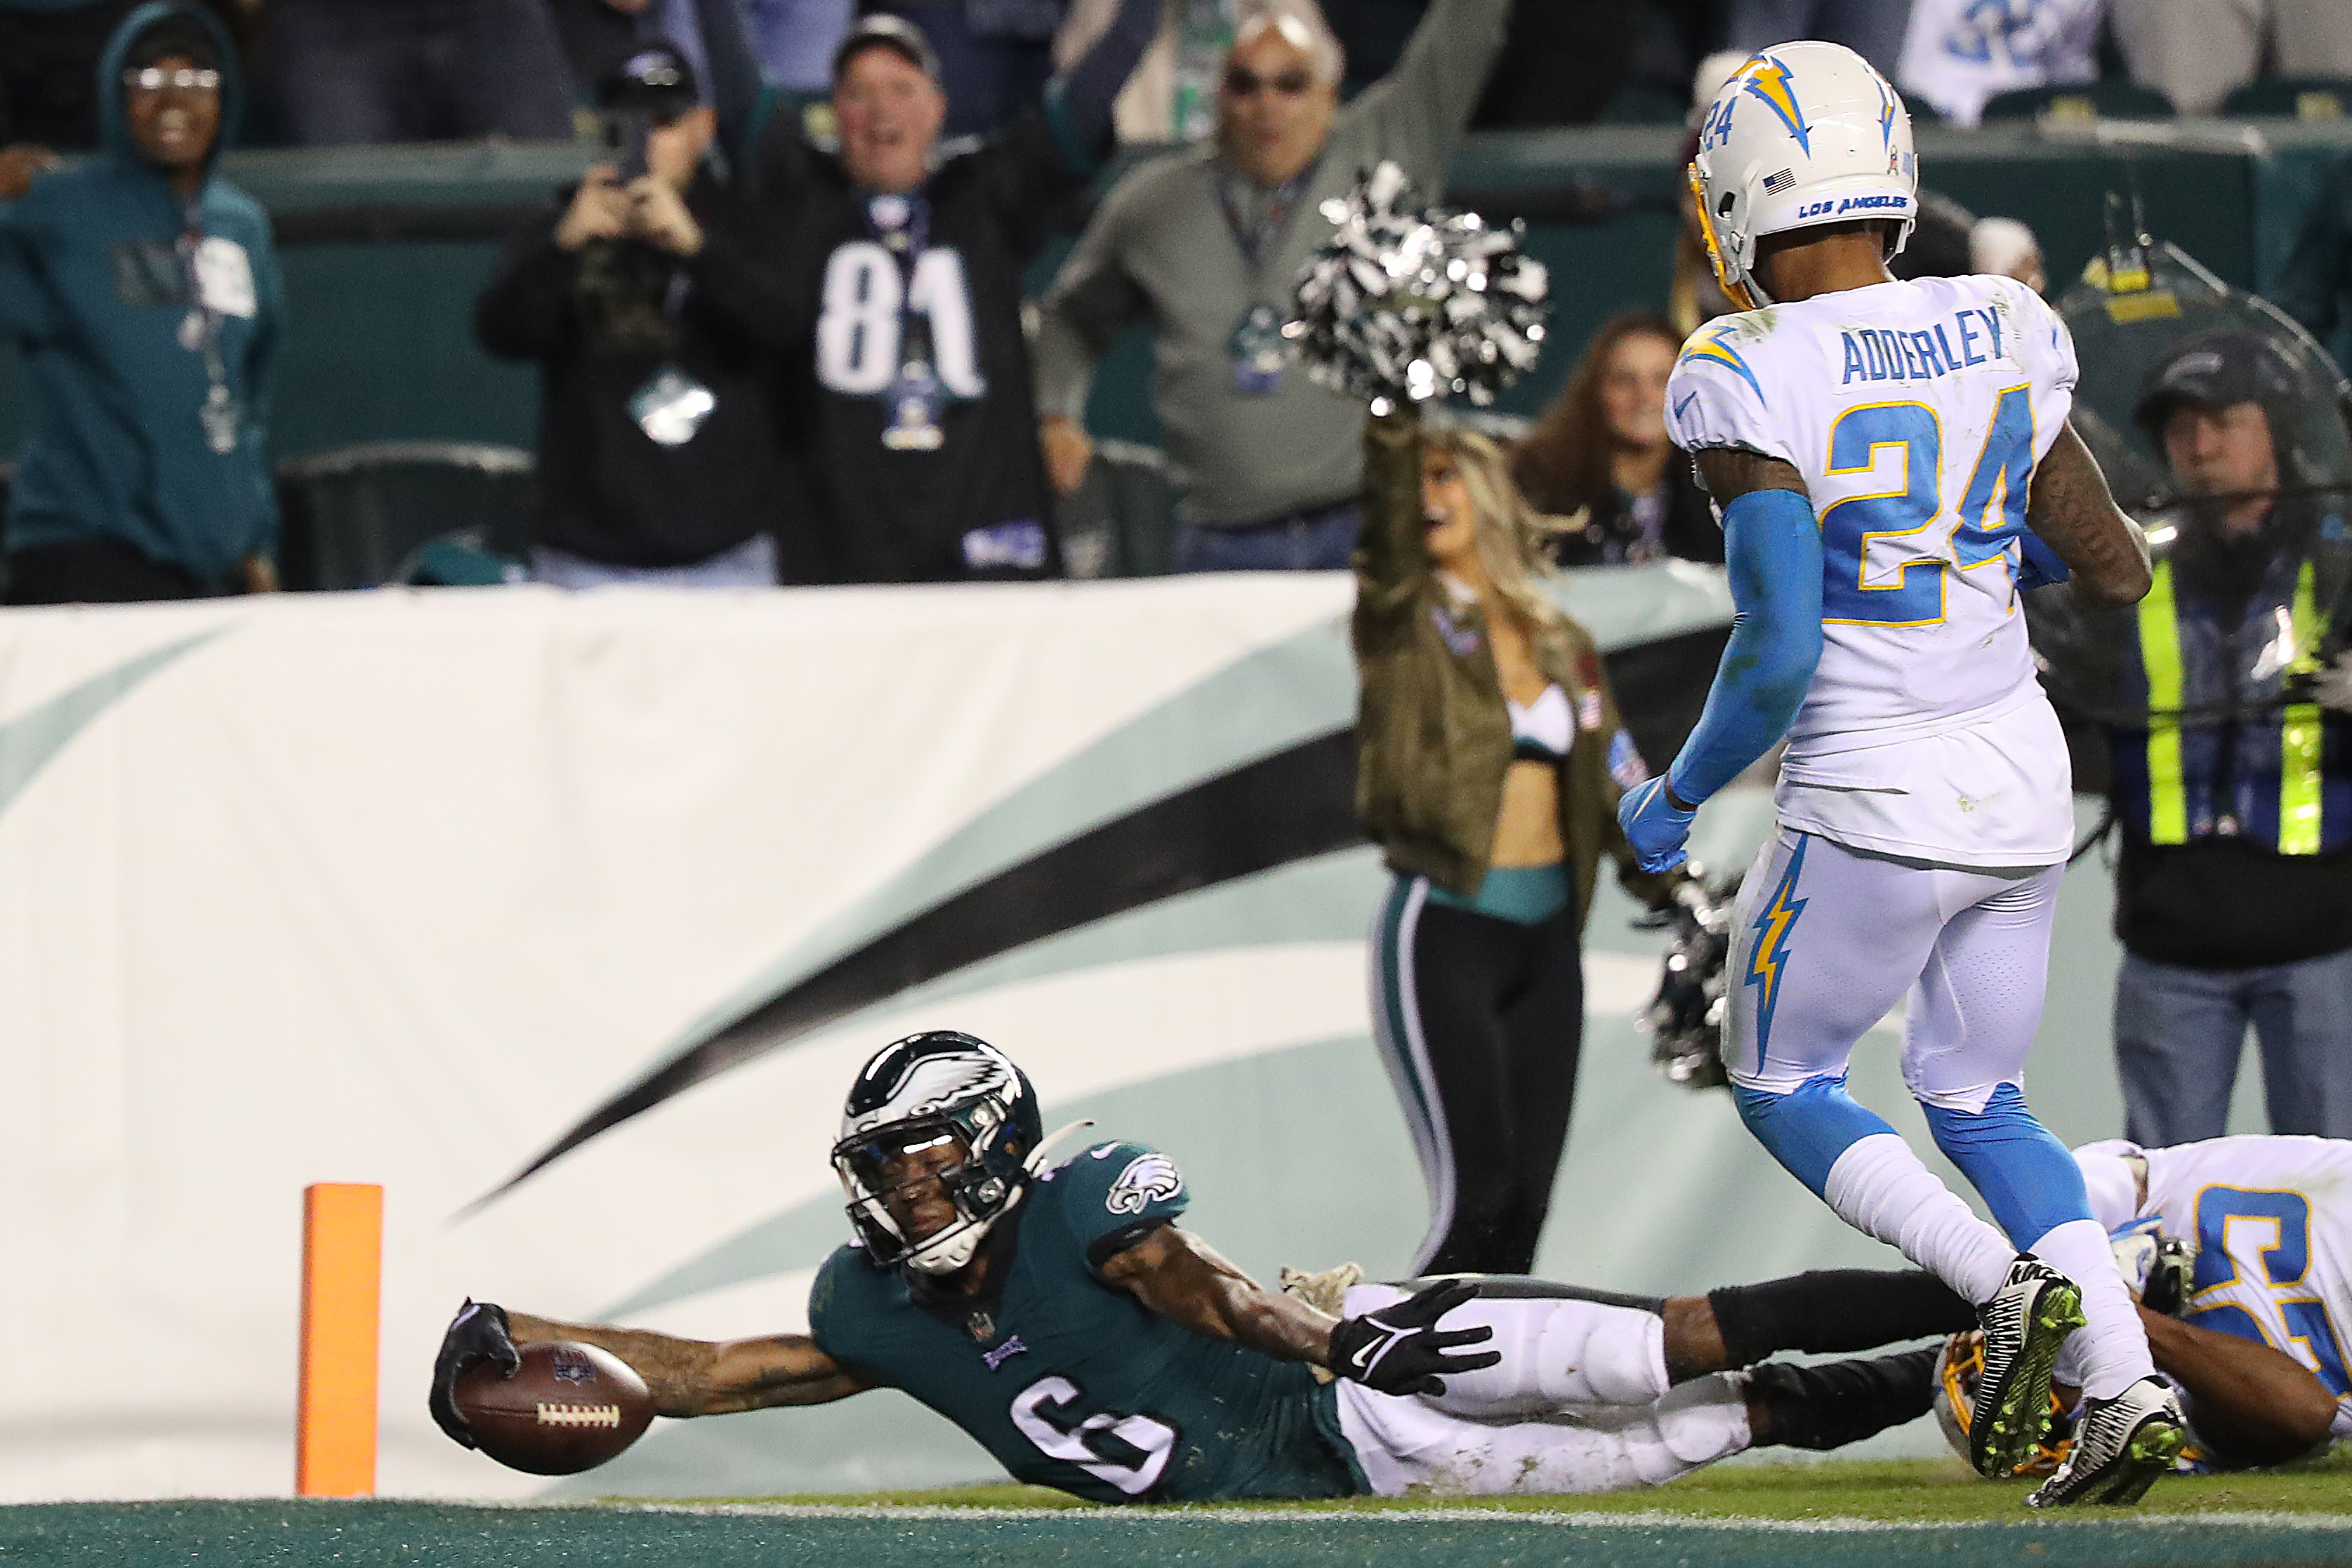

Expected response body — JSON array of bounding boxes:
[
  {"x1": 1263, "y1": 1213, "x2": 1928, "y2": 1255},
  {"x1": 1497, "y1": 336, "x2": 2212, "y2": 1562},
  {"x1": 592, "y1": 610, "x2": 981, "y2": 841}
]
[
  {"x1": 1969, "y1": 1255, "x2": 2085, "y2": 1480},
  {"x1": 2026, "y1": 1376, "x2": 2187, "y2": 1508}
]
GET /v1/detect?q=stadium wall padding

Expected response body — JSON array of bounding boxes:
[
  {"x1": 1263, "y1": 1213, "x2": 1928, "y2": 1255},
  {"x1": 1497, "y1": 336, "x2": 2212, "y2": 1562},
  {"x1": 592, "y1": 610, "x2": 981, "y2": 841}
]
[{"x1": 0, "y1": 567, "x2": 2280, "y2": 1502}]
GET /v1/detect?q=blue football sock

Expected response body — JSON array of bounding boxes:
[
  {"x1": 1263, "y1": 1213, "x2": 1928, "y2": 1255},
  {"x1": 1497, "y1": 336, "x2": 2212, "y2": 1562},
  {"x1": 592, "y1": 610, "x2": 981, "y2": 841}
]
[
  {"x1": 1733, "y1": 1076, "x2": 1902, "y2": 1198},
  {"x1": 1920, "y1": 1083, "x2": 2093, "y2": 1249}
]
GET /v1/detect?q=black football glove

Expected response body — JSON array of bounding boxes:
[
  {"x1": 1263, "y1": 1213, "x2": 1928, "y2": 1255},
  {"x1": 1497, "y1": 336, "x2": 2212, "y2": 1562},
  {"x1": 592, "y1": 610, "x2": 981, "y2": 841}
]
[
  {"x1": 1326, "y1": 1278, "x2": 1498, "y2": 1397},
  {"x1": 429, "y1": 1298, "x2": 520, "y2": 1448}
]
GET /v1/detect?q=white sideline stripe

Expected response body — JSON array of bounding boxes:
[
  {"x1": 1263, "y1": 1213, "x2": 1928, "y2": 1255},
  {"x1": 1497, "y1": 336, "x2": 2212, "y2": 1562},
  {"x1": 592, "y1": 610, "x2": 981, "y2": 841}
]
[{"x1": 465, "y1": 1501, "x2": 2352, "y2": 1532}]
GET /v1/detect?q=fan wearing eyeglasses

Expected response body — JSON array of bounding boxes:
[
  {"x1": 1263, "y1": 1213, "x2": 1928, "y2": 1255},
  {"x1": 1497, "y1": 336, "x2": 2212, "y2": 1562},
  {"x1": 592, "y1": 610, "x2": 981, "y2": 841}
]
[
  {"x1": 1033, "y1": 0, "x2": 1512, "y2": 574},
  {"x1": 0, "y1": 1, "x2": 284, "y2": 604}
]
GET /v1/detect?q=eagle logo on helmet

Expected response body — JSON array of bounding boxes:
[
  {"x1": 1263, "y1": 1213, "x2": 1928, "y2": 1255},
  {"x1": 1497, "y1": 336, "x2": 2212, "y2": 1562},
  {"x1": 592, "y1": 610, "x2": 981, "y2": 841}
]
[
  {"x1": 1737, "y1": 55, "x2": 1811, "y2": 154},
  {"x1": 833, "y1": 1031, "x2": 1045, "y2": 1276}
]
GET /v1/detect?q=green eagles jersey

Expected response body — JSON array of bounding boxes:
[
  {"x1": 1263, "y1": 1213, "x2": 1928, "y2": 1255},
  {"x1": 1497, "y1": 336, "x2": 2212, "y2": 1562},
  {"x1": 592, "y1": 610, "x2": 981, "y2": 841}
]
[{"x1": 807, "y1": 1140, "x2": 1363, "y2": 1503}]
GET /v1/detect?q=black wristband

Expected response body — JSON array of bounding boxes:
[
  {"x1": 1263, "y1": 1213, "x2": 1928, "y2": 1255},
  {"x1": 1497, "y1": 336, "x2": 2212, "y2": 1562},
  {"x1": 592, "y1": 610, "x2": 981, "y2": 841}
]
[{"x1": 1665, "y1": 781, "x2": 1699, "y2": 813}]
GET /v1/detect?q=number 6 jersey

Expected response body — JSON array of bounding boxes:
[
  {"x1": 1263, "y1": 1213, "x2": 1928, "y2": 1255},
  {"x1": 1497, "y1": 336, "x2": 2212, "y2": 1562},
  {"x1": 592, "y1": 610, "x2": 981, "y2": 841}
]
[
  {"x1": 807, "y1": 1140, "x2": 1361, "y2": 1502},
  {"x1": 1667, "y1": 274, "x2": 2080, "y2": 866}
]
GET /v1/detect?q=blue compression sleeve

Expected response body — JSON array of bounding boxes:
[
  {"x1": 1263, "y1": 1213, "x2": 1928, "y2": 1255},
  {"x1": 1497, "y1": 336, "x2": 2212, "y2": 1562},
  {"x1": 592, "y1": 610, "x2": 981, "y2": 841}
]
[
  {"x1": 1666, "y1": 488, "x2": 1824, "y2": 804},
  {"x1": 1733, "y1": 1077, "x2": 1901, "y2": 1197},
  {"x1": 1920, "y1": 1084, "x2": 2093, "y2": 1247},
  {"x1": 2016, "y1": 529, "x2": 2070, "y2": 590}
]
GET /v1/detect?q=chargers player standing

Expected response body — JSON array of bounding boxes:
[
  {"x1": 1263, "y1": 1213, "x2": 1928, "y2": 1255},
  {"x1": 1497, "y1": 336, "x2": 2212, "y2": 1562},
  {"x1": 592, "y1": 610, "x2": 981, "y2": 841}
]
[{"x1": 1619, "y1": 43, "x2": 2186, "y2": 1506}]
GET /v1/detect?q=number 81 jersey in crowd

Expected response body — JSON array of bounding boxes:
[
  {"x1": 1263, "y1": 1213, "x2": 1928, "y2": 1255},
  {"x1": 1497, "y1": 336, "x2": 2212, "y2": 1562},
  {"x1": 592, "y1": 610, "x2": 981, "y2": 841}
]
[
  {"x1": 1666, "y1": 274, "x2": 2082, "y2": 867},
  {"x1": 807, "y1": 1140, "x2": 1360, "y2": 1502},
  {"x1": 2079, "y1": 1136, "x2": 2352, "y2": 1443}
]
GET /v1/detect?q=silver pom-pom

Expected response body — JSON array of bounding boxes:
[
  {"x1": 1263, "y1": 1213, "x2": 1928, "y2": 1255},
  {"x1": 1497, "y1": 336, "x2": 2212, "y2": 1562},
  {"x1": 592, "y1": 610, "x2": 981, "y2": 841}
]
[{"x1": 1284, "y1": 161, "x2": 1550, "y2": 408}]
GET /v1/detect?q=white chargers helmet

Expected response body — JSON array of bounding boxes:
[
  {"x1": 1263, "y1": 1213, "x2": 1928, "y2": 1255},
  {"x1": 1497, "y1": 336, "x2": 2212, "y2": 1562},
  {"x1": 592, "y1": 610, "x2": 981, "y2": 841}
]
[{"x1": 1690, "y1": 41, "x2": 1918, "y2": 310}]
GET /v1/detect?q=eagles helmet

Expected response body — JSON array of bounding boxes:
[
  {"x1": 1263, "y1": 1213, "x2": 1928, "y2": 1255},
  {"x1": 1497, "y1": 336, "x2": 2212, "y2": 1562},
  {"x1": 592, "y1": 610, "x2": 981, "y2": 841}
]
[
  {"x1": 1689, "y1": 41, "x2": 1918, "y2": 311},
  {"x1": 833, "y1": 1031, "x2": 1043, "y2": 1275}
]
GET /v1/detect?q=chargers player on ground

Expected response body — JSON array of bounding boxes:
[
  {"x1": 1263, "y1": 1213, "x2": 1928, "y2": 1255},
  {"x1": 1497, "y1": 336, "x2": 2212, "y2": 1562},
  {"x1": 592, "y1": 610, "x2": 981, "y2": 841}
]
[
  {"x1": 1617, "y1": 42, "x2": 2184, "y2": 1505},
  {"x1": 432, "y1": 1031, "x2": 1950, "y2": 1501},
  {"x1": 2075, "y1": 1134, "x2": 2352, "y2": 1459},
  {"x1": 1912, "y1": 1136, "x2": 2350, "y2": 1472}
]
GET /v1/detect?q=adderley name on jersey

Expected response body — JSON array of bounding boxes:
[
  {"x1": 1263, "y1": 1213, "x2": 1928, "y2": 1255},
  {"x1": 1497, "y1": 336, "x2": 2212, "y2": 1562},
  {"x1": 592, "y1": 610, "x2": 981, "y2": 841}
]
[{"x1": 1837, "y1": 301, "x2": 2016, "y2": 387}]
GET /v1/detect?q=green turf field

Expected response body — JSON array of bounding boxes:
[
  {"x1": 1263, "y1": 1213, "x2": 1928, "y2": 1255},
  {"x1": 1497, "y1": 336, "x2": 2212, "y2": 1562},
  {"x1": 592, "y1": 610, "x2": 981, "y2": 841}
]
[{"x1": 6, "y1": 1459, "x2": 2352, "y2": 1568}]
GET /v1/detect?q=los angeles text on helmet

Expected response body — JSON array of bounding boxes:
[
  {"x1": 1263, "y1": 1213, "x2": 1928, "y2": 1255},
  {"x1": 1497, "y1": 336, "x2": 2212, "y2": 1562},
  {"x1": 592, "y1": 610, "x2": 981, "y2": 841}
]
[{"x1": 1795, "y1": 194, "x2": 1908, "y2": 220}]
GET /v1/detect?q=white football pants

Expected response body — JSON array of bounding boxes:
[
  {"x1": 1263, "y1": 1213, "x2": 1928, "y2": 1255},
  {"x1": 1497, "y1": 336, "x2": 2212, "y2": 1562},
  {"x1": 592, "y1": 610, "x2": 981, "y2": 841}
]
[
  {"x1": 1331, "y1": 1284, "x2": 1752, "y2": 1496},
  {"x1": 1726, "y1": 829, "x2": 2062, "y2": 1106}
]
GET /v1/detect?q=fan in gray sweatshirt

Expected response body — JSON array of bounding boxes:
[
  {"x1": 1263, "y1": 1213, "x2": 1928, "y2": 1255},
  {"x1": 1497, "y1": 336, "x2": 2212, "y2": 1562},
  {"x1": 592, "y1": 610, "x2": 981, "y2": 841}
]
[{"x1": 1032, "y1": 0, "x2": 1510, "y2": 560}]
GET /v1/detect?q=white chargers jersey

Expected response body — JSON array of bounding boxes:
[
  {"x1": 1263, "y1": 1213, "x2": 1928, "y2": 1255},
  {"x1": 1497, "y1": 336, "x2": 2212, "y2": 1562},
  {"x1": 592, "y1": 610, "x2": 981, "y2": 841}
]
[
  {"x1": 1667, "y1": 274, "x2": 2079, "y2": 866},
  {"x1": 2079, "y1": 1136, "x2": 2352, "y2": 1442}
]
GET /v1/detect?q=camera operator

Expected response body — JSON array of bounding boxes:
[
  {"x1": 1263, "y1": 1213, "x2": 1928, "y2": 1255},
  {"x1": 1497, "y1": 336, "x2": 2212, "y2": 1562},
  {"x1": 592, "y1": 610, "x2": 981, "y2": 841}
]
[
  {"x1": 475, "y1": 43, "x2": 809, "y2": 587},
  {"x1": 2104, "y1": 331, "x2": 2352, "y2": 1142}
]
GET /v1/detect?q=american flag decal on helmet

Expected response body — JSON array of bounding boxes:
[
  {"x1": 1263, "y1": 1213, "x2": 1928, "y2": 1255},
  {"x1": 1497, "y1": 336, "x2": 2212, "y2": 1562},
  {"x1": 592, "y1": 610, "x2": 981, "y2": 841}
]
[{"x1": 1762, "y1": 169, "x2": 1795, "y2": 194}]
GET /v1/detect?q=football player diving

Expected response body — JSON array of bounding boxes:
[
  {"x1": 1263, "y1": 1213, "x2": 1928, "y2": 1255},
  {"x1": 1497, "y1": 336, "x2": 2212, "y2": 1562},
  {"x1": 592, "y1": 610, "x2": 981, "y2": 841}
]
[{"x1": 432, "y1": 1030, "x2": 1969, "y2": 1502}]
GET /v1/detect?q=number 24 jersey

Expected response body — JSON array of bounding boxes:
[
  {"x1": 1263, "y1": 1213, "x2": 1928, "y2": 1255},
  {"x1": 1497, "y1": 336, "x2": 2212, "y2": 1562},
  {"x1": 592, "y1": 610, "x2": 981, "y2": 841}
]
[{"x1": 1667, "y1": 275, "x2": 2080, "y2": 865}]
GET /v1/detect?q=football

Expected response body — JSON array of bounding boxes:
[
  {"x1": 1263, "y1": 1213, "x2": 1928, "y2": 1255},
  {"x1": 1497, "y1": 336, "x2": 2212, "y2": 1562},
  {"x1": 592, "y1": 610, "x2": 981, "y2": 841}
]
[{"x1": 452, "y1": 1341, "x2": 655, "y2": 1475}]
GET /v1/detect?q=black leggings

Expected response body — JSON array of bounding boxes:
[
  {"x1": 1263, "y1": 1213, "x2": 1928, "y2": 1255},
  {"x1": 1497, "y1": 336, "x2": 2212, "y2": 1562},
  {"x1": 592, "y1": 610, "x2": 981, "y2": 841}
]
[{"x1": 1370, "y1": 875, "x2": 1585, "y2": 1276}]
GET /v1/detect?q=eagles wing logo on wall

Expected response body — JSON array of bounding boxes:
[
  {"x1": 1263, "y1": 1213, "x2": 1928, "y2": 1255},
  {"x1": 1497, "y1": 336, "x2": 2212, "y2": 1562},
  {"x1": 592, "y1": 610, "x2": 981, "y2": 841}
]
[{"x1": 1105, "y1": 1153, "x2": 1184, "y2": 1215}]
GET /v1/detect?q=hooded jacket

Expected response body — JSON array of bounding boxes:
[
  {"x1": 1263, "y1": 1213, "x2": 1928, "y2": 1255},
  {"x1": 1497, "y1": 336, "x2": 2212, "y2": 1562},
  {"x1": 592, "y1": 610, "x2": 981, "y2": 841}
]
[{"x1": 0, "y1": 2, "x2": 281, "y2": 588}]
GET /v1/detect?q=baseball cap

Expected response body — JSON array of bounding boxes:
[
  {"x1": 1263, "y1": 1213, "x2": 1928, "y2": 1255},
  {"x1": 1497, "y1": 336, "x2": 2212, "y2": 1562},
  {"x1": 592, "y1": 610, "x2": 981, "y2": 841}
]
[
  {"x1": 2133, "y1": 330, "x2": 2302, "y2": 444},
  {"x1": 833, "y1": 14, "x2": 942, "y2": 84},
  {"x1": 597, "y1": 42, "x2": 701, "y2": 118}
]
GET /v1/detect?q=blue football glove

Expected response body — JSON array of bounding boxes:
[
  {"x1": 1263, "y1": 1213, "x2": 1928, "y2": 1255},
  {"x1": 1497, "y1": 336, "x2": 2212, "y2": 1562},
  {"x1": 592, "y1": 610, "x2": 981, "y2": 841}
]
[
  {"x1": 2016, "y1": 531, "x2": 2070, "y2": 591},
  {"x1": 1618, "y1": 776, "x2": 1699, "y2": 873}
]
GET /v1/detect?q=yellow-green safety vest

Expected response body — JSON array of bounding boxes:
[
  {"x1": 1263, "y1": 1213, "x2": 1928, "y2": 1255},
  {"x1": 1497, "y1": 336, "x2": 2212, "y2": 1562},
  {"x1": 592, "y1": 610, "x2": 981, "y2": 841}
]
[{"x1": 2134, "y1": 555, "x2": 2325, "y2": 853}]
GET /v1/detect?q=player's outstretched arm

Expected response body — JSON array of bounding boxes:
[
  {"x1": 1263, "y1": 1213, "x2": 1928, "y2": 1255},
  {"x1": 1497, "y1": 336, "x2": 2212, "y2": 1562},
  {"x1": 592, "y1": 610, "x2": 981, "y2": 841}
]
[
  {"x1": 430, "y1": 1299, "x2": 871, "y2": 1436},
  {"x1": 2023, "y1": 420, "x2": 2153, "y2": 610},
  {"x1": 506, "y1": 1311, "x2": 874, "y2": 1416},
  {"x1": 2138, "y1": 1306, "x2": 2339, "y2": 1468},
  {"x1": 1101, "y1": 1226, "x2": 1498, "y2": 1395}
]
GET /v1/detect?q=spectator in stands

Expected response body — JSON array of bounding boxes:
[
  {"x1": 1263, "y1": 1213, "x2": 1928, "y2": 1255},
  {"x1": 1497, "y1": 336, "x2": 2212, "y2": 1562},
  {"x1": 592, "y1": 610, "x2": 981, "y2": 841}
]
[
  {"x1": 265, "y1": 0, "x2": 576, "y2": 144},
  {"x1": 2101, "y1": 331, "x2": 2352, "y2": 1141},
  {"x1": 1512, "y1": 312, "x2": 1721, "y2": 569},
  {"x1": 548, "y1": 0, "x2": 655, "y2": 91},
  {"x1": 1033, "y1": 0, "x2": 1512, "y2": 573},
  {"x1": 476, "y1": 44, "x2": 810, "y2": 587},
  {"x1": 1354, "y1": 405, "x2": 1682, "y2": 1273},
  {"x1": 2111, "y1": 0, "x2": 2352, "y2": 117},
  {"x1": 715, "y1": 4, "x2": 1159, "y2": 583},
  {"x1": 890, "y1": 0, "x2": 1070, "y2": 138},
  {"x1": 2276, "y1": 150, "x2": 2352, "y2": 371},
  {"x1": 1896, "y1": 0, "x2": 2102, "y2": 128},
  {"x1": 0, "y1": 0, "x2": 250, "y2": 147},
  {"x1": 1970, "y1": 215, "x2": 2047, "y2": 295},
  {"x1": 613, "y1": 0, "x2": 848, "y2": 102},
  {"x1": 0, "y1": 3, "x2": 282, "y2": 604},
  {"x1": 1724, "y1": 1, "x2": 1910, "y2": 79}
]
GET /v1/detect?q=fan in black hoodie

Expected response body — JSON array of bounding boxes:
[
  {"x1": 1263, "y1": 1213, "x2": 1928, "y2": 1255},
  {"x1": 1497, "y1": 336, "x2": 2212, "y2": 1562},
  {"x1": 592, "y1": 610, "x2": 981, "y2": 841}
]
[{"x1": 475, "y1": 41, "x2": 813, "y2": 587}]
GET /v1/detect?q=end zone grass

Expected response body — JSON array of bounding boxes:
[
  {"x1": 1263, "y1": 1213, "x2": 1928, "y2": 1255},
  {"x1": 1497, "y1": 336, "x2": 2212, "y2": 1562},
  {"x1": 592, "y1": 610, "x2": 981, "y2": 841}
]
[
  {"x1": 749, "y1": 1449, "x2": 2352, "y2": 1522},
  {"x1": 6, "y1": 1458, "x2": 2349, "y2": 1568}
]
